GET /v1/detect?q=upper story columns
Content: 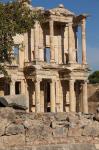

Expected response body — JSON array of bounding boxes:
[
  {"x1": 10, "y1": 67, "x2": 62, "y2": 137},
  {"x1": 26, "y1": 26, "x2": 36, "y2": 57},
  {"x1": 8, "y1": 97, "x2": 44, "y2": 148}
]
[
  {"x1": 34, "y1": 21, "x2": 39, "y2": 61},
  {"x1": 81, "y1": 18, "x2": 87, "y2": 65},
  {"x1": 49, "y1": 20, "x2": 55, "y2": 63},
  {"x1": 68, "y1": 22, "x2": 74, "y2": 64}
]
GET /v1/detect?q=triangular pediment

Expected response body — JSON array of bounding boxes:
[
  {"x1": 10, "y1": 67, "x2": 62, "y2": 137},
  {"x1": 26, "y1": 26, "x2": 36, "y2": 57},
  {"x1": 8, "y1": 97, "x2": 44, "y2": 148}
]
[{"x1": 49, "y1": 4, "x2": 75, "y2": 16}]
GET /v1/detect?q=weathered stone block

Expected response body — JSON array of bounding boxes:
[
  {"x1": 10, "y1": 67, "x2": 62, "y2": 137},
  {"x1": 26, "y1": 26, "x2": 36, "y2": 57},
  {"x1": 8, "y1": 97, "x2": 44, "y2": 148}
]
[
  {"x1": 6, "y1": 124, "x2": 25, "y2": 135},
  {"x1": 53, "y1": 127, "x2": 68, "y2": 137},
  {"x1": 3, "y1": 134, "x2": 25, "y2": 146},
  {"x1": 68, "y1": 127, "x2": 83, "y2": 137},
  {"x1": 55, "y1": 113, "x2": 67, "y2": 121},
  {"x1": 82, "y1": 122, "x2": 99, "y2": 137}
]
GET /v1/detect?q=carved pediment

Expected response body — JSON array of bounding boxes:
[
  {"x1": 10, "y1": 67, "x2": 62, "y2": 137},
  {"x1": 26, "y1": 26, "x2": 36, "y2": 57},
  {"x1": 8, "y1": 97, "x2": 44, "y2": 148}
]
[{"x1": 49, "y1": 4, "x2": 75, "y2": 16}]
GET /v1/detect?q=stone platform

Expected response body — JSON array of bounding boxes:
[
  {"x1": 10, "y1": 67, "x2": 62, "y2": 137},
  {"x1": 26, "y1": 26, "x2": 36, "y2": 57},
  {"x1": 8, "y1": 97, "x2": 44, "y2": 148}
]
[{"x1": 0, "y1": 107, "x2": 99, "y2": 149}]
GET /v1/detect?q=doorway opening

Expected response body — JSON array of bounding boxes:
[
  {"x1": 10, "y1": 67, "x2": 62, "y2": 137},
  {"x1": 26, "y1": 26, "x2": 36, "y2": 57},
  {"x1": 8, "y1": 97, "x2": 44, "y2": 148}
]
[
  {"x1": 44, "y1": 81, "x2": 51, "y2": 112},
  {"x1": 15, "y1": 81, "x2": 21, "y2": 94}
]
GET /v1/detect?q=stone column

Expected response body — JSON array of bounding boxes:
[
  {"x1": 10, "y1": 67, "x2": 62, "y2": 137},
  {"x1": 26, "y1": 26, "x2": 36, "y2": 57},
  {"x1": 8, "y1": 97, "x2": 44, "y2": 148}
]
[
  {"x1": 50, "y1": 80, "x2": 56, "y2": 112},
  {"x1": 64, "y1": 25, "x2": 68, "y2": 64},
  {"x1": 35, "y1": 79, "x2": 41, "y2": 113},
  {"x1": 69, "y1": 79, "x2": 76, "y2": 112},
  {"x1": 31, "y1": 28, "x2": 34, "y2": 61},
  {"x1": 82, "y1": 80, "x2": 88, "y2": 113},
  {"x1": 39, "y1": 24, "x2": 44, "y2": 62},
  {"x1": 56, "y1": 80, "x2": 60, "y2": 112},
  {"x1": 25, "y1": 80, "x2": 29, "y2": 112},
  {"x1": 34, "y1": 21, "x2": 39, "y2": 61},
  {"x1": 24, "y1": 33, "x2": 29, "y2": 62},
  {"x1": 21, "y1": 80, "x2": 25, "y2": 94},
  {"x1": 68, "y1": 23, "x2": 73, "y2": 64},
  {"x1": 19, "y1": 44, "x2": 25, "y2": 68},
  {"x1": 81, "y1": 18, "x2": 87, "y2": 64},
  {"x1": 59, "y1": 80, "x2": 63, "y2": 112},
  {"x1": 10, "y1": 80, "x2": 15, "y2": 95},
  {"x1": 49, "y1": 20, "x2": 55, "y2": 62}
]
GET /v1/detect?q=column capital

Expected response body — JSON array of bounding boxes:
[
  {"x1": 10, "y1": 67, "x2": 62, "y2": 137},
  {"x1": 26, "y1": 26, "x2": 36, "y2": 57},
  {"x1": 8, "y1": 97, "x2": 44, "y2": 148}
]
[
  {"x1": 83, "y1": 80, "x2": 88, "y2": 84},
  {"x1": 68, "y1": 22, "x2": 73, "y2": 26},
  {"x1": 81, "y1": 18, "x2": 86, "y2": 25},
  {"x1": 49, "y1": 19, "x2": 54, "y2": 24},
  {"x1": 11, "y1": 79, "x2": 15, "y2": 84},
  {"x1": 69, "y1": 79, "x2": 75, "y2": 82},
  {"x1": 51, "y1": 79, "x2": 56, "y2": 83},
  {"x1": 34, "y1": 20, "x2": 39, "y2": 27},
  {"x1": 34, "y1": 78, "x2": 42, "y2": 83}
]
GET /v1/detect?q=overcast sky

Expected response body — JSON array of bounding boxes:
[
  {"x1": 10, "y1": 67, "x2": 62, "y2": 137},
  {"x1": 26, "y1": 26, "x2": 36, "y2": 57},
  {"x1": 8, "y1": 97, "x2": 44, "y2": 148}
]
[{"x1": 2, "y1": 0, "x2": 99, "y2": 72}]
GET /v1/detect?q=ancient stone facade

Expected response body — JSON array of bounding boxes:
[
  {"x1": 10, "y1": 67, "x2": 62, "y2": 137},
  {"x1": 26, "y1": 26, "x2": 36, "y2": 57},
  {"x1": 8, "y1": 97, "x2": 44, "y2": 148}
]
[{"x1": 0, "y1": 4, "x2": 90, "y2": 113}]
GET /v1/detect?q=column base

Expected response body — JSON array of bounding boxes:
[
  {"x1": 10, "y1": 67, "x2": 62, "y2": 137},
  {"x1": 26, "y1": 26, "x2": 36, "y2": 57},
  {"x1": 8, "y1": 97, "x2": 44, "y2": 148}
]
[
  {"x1": 68, "y1": 61, "x2": 74, "y2": 64},
  {"x1": 50, "y1": 59, "x2": 55, "y2": 63}
]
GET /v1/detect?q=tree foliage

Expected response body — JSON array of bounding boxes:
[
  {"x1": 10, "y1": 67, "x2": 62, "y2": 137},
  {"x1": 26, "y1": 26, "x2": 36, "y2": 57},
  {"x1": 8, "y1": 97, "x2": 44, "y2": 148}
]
[
  {"x1": 0, "y1": 0, "x2": 43, "y2": 62},
  {"x1": 88, "y1": 71, "x2": 99, "y2": 84}
]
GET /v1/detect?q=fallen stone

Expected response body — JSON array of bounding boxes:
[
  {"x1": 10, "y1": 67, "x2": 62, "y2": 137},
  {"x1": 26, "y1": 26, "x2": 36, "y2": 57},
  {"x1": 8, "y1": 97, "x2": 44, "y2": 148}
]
[
  {"x1": 8, "y1": 103, "x2": 27, "y2": 110},
  {"x1": 0, "y1": 97, "x2": 8, "y2": 107}
]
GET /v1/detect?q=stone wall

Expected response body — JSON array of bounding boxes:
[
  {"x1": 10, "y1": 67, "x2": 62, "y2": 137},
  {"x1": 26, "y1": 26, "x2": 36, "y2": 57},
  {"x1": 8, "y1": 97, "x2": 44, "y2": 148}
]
[
  {"x1": 0, "y1": 107, "x2": 99, "y2": 149},
  {"x1": 88, "y1": 84, "x2": 99, "y2": 113}
]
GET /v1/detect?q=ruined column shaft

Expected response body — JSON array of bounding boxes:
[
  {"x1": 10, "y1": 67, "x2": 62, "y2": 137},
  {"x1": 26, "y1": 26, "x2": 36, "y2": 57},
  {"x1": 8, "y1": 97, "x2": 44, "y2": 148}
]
[
  {"x1": 69, "y1": 79, "x2": 76, "y2": 112},
  {"x1": 35, "y1": 79, "x2": 41, "y2": 113},
  {"x1": 82, "y1": 81, "x2": 88, "y2": 113},
  {"x1": 50, "y1": 20, "x2": 55, "y2": 62},
  {"x1": 81, "y1": 18, "x2": 87, "y2": 64},
  {"x1": 50, "y1": 80, "x2": 56, "y2": 112}
]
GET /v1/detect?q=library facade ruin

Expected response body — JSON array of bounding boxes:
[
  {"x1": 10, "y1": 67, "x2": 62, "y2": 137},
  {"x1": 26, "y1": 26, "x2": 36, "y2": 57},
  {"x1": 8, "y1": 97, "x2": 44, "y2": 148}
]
[{"x1": 0, "y1": 4, "x2": 90, "y2": 113}]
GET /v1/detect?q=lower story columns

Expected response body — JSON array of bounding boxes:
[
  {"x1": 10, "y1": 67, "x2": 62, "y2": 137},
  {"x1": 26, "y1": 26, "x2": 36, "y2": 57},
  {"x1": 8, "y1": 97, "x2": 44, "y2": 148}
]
[
  {"x1": 35, "y1": 79, "x2": 41, "y2": 113},
  {"x1": 69, "y1": 79, "x2": 76, "y2": 112},
  {"x1": 50, "y1": 80, "x2": 56, "y2": 112},
  {"x1": 82, "y1": 80, "x2": 88, "y2": 113},
  {"x1": 25, "y1": 80, "x2": 29, "y2": 112},
  {"x1": 10, "y1": 80, "x2": 15, "y2": 95}
]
